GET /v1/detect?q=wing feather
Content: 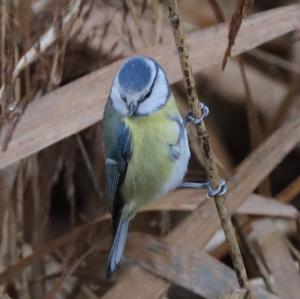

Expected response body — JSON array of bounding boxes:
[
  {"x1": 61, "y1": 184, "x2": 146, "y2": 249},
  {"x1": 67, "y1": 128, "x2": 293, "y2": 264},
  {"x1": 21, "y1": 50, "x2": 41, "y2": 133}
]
[
  {"x1": 103, "y1": 100, "x2": 132, "y2": 227},
  {"x1": 103, "y1": 100, "x2": 133, "y2": 276}
]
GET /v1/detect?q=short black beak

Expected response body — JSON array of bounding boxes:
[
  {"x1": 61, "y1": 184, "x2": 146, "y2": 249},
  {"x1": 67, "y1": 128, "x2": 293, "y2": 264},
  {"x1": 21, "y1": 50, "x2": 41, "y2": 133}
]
[{"x1": 128, "y1": 102, "x2": 137, "y2": 116}]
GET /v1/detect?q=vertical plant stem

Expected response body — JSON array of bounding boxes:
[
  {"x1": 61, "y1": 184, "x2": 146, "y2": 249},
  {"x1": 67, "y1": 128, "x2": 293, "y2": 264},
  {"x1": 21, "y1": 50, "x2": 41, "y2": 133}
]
[
  {"x1": 238, "y1": 60, "x2": 271, "y2": 196},
  {"x1": 125, "y1": 0, "x2": 151, "y2": 48},
  {"x1": 232, "y1": 216, "x2": 275, "y2": 293},
  {"x1": 207, "y1": 0, "x2": 270, "y2": 196},
  {"x1": 152, "y1": 0, "x2": 164, "y2": 45},
  {"x1": 168, "y1": 0, "x2": 250, "y2": 293},
  {"x1": 30, "y1": 156, "x2": 46, "y2": 299},
  {"x1": 0, "y1": 0, "x2": 7, "y2": 88},
  {"x1": 16, "y1": 162, "x2": 30, "y2": 299},
  {"x1": 286, "y1": 238, "x2": 300, "y2": 265},
  {"x1": 76, "y1": 134, "x2": 102, "y2": 199}
]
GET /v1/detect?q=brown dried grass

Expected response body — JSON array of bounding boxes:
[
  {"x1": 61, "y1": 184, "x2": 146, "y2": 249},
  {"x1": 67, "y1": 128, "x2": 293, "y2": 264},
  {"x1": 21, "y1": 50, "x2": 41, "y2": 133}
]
[{"x1": 0, "y1": 1, "x2": 299, "y2": 299}]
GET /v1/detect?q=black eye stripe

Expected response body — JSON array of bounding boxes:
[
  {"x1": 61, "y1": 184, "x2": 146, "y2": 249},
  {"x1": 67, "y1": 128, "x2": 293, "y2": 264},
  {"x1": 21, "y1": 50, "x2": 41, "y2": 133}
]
[
  {"x1": 144, "y1": 89, "x2": 151, "y2": 99},
  {"x1": 121, "y1": 95, "x2": 127, "y2": 103}
]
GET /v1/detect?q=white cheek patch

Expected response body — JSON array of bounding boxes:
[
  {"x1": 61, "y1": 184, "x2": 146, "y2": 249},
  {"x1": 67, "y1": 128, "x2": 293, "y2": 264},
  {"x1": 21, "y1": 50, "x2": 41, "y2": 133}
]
[
  {"x1": 137, "y1": 68, "x2": 169, "y2": 115},
  {"x1": 109, "y1": 61, "x2": 169, "y2": 116},
  {"x1": 110, "y1": 77, "x2": 128, "y2": 116}
]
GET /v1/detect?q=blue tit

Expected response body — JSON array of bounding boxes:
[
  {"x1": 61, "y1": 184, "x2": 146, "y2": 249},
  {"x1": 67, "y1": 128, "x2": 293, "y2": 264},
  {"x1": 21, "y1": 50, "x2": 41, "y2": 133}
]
[{"x1": 103, "y1": 56, "x2": 190, "y2": 278}]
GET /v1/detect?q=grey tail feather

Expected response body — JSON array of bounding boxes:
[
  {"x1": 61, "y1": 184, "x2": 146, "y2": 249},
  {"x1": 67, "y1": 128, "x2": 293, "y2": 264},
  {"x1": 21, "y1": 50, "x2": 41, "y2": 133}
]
[{"x1": 106, "y1": 217, "x2": 129, "y2": 279}]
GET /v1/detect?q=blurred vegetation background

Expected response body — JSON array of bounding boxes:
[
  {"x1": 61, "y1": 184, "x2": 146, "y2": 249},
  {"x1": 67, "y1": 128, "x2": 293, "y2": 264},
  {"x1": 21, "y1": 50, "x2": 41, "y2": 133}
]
[{"x1": 0, "y1": 1, "x2": 299, "y2": 298}]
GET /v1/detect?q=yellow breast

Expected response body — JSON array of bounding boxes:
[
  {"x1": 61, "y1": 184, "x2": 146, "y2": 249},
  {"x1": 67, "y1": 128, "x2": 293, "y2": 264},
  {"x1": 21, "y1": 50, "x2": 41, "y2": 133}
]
[{"x1": 121, "y1": 96, "x2": 180, "y2": 217}]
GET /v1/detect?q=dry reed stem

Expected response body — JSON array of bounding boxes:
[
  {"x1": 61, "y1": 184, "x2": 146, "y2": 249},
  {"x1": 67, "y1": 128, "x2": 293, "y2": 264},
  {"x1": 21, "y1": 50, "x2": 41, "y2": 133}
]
[
  {"x1": 15, "y1": 162, "x2": 30, "y2": 299},
  {"x1": 0, "y1": 5, "x2": 298, "y2": 169},
  {"x1": 2, "y1": 116, "x2": 299, "y2": 295},
  {"x1": 168, "y1": 0, "x2": 249, "y2": 292},
  {"x1": 238, "y1": 60, "x2": 271, "y2": 196},
  {"x1": 249, "y1": 49, "x2": 300, "y2": 75},
  {"x1": 76, "y1": 134, "x2": 103, "y2": 199},
  {"x1": 254, "y1": 219, "x2": 300, "y2": 299},
  {"x1": 152, "y1": 0, "x2": 164, "y2": 45},
  {"x1": 286, "y1": 239, "x2": 300, "y2": 265},
  {"x1": 222, "y1": 0, "x2": 254, "y2": 69},
  {"x1": 208, "y1": 0, "x2": 225, "y2": 23},
  {"x1": 48, "y1": 0, "x2": 64, "y2": 90},
  {"x1": 45, "y1": 244, "x2": 98, "y2": 299},
  {"x1": 128, "y1": 234, "x2": 277, "y2": 299},
  {"x1": 0, "y1": 1, "x2": 7, "y2": 87},
  {"x1": 277, "y1": 176, "x2": 300, "y2": 204},
  {"x1": 238, "y1": 59, "x2": 264, "y2": 150},
  {"x1": 0, "y1": 215, "x2": 107, "y2": 284},
  {"x1": 30, "y1": 156, "x2": 46, "y2": 299},
  {"x1": 0, "y1": 0, "x2": 83, "y2": 152},
  {"x1": 212, "y1": 171, "x2": 300, "y2": 261},
  {"x1": 129, "y1": 233, "x2": 240, "y2": 298},
  {"x1": 0, "y1": 1, "x2": 16, "y2": 114},
  {"x1": 232, "y1": 216, "x2": 275, "y2": 293},
  {"x1": 221, "y1": 290, "x2": 248, "y2": 299},
  {"x1": 267, "y1": 76, "x2": 300, "y2": 134},
  {"x1": 0, "y1": 0, "x2": 82, "y2": 100},
  {"x1": 125, "y1": 0, "x2": 151, "y2": 48},
  {"x1": 17, "y1": 0, "x2": 32, "y2": 95},
  {"x1": 145, "y1": 192, "x2": 298, "y2": 218},
  {"x1": 207, "y1": 0, "x2": 271, "y2": 196}
]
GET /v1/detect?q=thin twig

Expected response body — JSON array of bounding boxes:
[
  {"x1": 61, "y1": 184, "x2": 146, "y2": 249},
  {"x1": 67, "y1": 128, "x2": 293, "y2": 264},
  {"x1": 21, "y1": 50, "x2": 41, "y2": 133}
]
[
  {"x1": 249, "y1": 48, "x2": 300, "y2": 75},
  {"x1": 208, "y1": 0, "x2": 225, "y2": 23},
  {"x1": 286, "y1": 238, "x2": 300, "y2": 265},
  {"x1": 1, "y1": 0, "x2": 7, "y2": 87},
  {"x1": 0, "y1": 0, "x2": 83, "y2": 152},
  {"x1": 0, "y1": 0, "x2": 82, "y2": 100},
  {"x1": 30, "y1": 156, "x2": 46, "y2": 299},
  {"x1": 267, "y1": 75, "x2": 300, "y2": 134},
  {"x1": 207, "y1": 0, "x2": 271, "y2": 196},
  {"x1": 125, "y1": 0, "x2": 151, "y2": 48},
  {"x1": 152, "y1": 0, "x2": 164, "y2": 45},
  {"x1": 45, "y1": 244, "x2": 98, "y2": 299},
  {"x1": 238, "y1": 60, "x2": 271, "y2": 196},
  {"x1": 76, "y1": 134, "x2": 103, "y2": 199},
  {"x1": 48, "y1": 0, "x2": 64, "y2": 90},
  {"x1": 0, "y1": 215, "x2": 108, "y2": 284},
  {"x1": 232, "y1": 216, "x2": 275, "y2": 293},
  {"x1": 15, "y1": 162, "x2": 30, "y2": 299},
  {"x1": 168, "y1": 0, "x2": 250, "y2": 294},
  {"x1": 277, "y1": 176, "x2": 300, "y2": 203},
  {"x1": 222, "y1": 0, "x2": 254, "y2": 70}
]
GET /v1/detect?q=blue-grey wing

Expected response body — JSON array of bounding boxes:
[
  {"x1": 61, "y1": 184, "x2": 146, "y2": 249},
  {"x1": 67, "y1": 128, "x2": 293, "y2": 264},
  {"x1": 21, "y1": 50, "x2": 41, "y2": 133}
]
[
  {"x1": 103, "y1": 100, "x2": 132, "y2": 230},
  {"x1": 105, "y1": 158, "x2": 121, "y2": 211}
]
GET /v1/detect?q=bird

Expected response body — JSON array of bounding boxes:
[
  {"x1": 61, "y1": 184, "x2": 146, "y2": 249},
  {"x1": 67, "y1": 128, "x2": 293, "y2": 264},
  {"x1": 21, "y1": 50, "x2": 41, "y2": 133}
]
[{"x1": 102, "y1": 55, "x2": 191, "y2": 278}]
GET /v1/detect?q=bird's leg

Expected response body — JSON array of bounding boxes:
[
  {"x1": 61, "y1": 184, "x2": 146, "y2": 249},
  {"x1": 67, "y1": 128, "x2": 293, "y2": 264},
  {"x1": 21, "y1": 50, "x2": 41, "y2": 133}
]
[
  {"x1": 175, "y1": 117, "x2": 189, "y2": 146},
  {"x1": 175, "y1": 102, "x2": 209, "y2": 146},
  {"x1": 179, "y1": 179, "x2": 228, "y2": 197},
  {"x1": 175, "y1": 102, "x2": 228, "y2": 197}
]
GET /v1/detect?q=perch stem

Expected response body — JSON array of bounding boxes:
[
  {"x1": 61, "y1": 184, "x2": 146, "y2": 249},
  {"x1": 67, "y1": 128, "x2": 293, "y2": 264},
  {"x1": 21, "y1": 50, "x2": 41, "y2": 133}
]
[{"x1": 168, "y1": 0, "x2": 250, "y2": 292}]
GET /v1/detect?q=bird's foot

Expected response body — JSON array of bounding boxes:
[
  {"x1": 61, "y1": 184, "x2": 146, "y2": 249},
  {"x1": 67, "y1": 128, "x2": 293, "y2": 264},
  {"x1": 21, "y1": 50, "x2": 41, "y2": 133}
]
[
  {"x1": 185, "y1": 102, "x2": 209, "y2": 126},
  {"x1": 175, "y1": 102, "x2": 209, "y2": 146},
  {"x1": 179, "y1": 179, "x2": 227, "y2": 197}
]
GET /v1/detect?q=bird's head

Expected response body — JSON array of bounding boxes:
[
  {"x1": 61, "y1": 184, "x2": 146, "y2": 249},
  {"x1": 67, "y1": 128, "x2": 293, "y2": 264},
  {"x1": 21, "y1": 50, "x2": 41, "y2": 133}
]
[{"x1": 110, "y1": 56, "x2": 170, "y2": 117}]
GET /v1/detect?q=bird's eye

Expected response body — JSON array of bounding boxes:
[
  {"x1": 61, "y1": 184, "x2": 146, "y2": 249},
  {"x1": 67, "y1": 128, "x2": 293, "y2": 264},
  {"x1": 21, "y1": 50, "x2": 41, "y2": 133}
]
[
  {"x1": 140, "y1": 90, "x2": 151, "y2": 102},
  {"x1": 121, "y1": 95, "x2": 127, "y2": 103}
]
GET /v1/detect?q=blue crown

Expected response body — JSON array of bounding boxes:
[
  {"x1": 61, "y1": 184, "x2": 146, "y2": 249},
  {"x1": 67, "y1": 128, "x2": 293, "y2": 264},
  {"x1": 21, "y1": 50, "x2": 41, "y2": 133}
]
[{"x1": 118, "y1": 57, "x2": 153, "y2": 93}]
